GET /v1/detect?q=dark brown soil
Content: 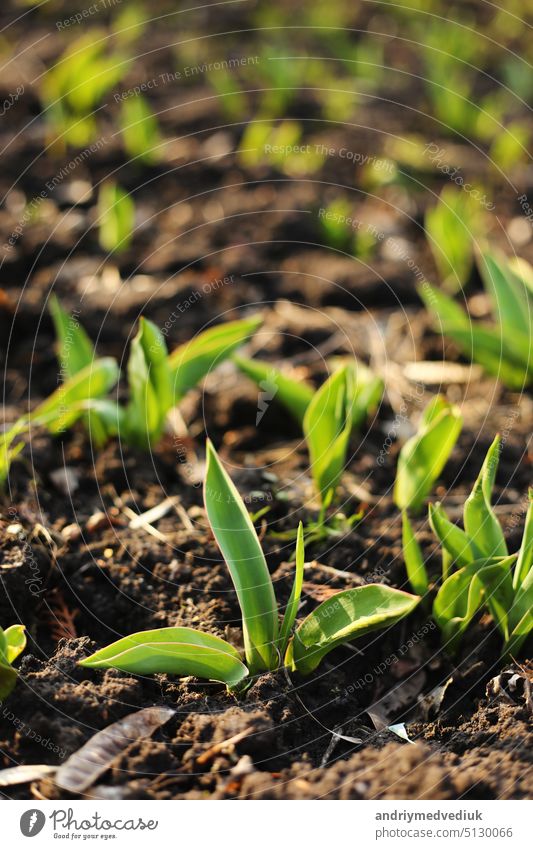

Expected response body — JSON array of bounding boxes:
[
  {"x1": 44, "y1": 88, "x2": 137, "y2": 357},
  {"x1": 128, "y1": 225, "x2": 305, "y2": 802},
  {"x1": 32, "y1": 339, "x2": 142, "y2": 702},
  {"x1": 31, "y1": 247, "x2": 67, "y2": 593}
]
[{"x1": 1, "y1": 0, "x2": 532, "y2": 800}]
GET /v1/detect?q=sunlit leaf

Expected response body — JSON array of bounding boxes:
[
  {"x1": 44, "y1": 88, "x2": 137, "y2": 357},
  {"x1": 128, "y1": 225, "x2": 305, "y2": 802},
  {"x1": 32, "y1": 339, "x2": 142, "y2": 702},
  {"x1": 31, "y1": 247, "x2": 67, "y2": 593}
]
[
  {"x1": 463, "y1": 435, "x2": 507, "y2": 558},
  {"x1": 278, "y1": 522, "x2": 305, "y2": 657},
  {"x1": 0, "y1": 624, "x2": 26, "y2": 700},
  {"x1": 49, "y1": 296, "x2": 94, "y2": 378},
  {"x1": 420, "y1": 271, "x2": 533, "y2": 389},
  {"x1": 204, "y1": 440, "x2": 278, "y2": 672},
  {"x1": 79, "y1": 627, "x2": 248, "y2": 689},
  {"x1": 347, "y1": 361, "x2": 384, "y2": 430},
  {"x1": 402, "y1": 511, "x2": 429, "y2": 596},
  {"x1": 303, "y1": 366, "x2": 353, "y2": 504},
  {"x1": 98, "y1": 182, "x2": 135, "y2": 254},
  {"x1": 425, "y1": 186, "x2": 480, "y2": 292},
  {"x1": 474, "y1": 556, "x2": 516, "y2": 640},
  {"x1": 235, "y1": 356, "x2": 383, "y2": 431},
  {"x1": 509, "y1": 256, "x2": 533, "y2": 299},
  {"x1": 168, "y1": 317, "x2": 262, "y2": 401},
  {"x1": 429, "y1": 502, "x2": 481, "y2": 568},
  {"x1": 394, "y1": 396, "x2": 463, "y2": 513},
  {"x1": 125, "y1": 318, "x2": 172, "y2": 446},
  {"x1": 433, "y1": 566, "x2": 483, "y2": 655},
  {"x1": 234, "y1": 356, "x2": 313, "y2": 424},
  {"x1": 477, "y1": 250, "x2": 531, "y2": 339},
  {"x1": 0, "y1": 423, "x2": 26, "y2": 486},
  {"x1": 288, "y1": 585, "x2": 420, "y2": 674},
  {"x1": 49, "y1": 297, "x2": 110, "y2": 445},
  {"x1": 3, "y1": 625, "x2": 26, "y2": 664},
  {"x1": 0, "y1": 662, "x2": 17, "y2": 701},
  {"x1": 513, "y1": 489, "x2": 533, "y2": 590},
  {"x1": 121, "y1": 95, "x2": 162, "y2": 165},
  {"x1": 32, "y1": 358, "x2": 120, "y2": 434}
]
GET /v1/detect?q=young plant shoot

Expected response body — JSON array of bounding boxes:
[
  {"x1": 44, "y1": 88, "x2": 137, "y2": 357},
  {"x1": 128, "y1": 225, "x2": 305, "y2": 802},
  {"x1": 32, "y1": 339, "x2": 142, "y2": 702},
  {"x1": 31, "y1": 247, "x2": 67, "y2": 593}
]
[
  {"x1": 402, "y1": 435, "x2": 533, "y2": 656},
  {"x1": 98, "y1": 182, "x2": 135, "y2": 254},
  {"x1": 234, "y1": 355, "x2": 383, "y2": 520},
  {"x1": 120, "y1": 95, "x2": 162, "y2": 165},
  {"x1": 50, "y1": 299, "x2": 262, "y2": 450},
  {"x1": 420, "y1": 249, "x2": 533, "y2": 389},
  {"x1": 234, "y1": 355, "x2": 383, "y2": 433},
  {"x1": 40, "y1": 33, "x2": 130, "y2": 150},
  {"x1": 0, "y1": 625, "x2": 27, "y2": 700},
  {"x1": 425, "y1": 186, "x2": 484, "y2": 293},
  {"x1": 0, "y1": 305, "x2": 261, "y2": 485},
  {"x1": 0, "y1": 355, "x2": 120, "y2": 485},
  {"x1": 394, "y1": 395, "x2": 463, "y2": 514},
  {"x1": 80, "y1": 441, "x2": 420, "y2": 690}
]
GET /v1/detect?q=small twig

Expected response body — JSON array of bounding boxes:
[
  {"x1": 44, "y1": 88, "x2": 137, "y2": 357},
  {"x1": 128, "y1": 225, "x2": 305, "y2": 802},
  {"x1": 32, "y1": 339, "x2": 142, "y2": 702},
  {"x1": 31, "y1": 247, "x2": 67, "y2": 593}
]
[
  {"x1": 196, "y1": 729, "x2": 253, "y2": 766},
  {"x1": 172, "y1": 500, "x2": 194, "y2": 532},
  {"x1": 303, "y1": 561, "x2": 357, "y2": 581},
  {"x1": 128, "y1": 496, "x2": 179, "y2": 530},
  {"x1": 121, "y1": 505, "x2": 169, "y2": 542}
]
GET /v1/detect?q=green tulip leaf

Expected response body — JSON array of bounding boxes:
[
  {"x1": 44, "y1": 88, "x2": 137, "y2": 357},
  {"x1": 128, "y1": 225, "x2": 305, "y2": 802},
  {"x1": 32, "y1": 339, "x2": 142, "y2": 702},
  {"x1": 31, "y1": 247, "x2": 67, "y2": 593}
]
[
  {"x1": 168, "y1": 317, "x2": 262, "y2": 402},
  {"x1": 288, "y1": 585, "x2": 420, "y2": 675},
  {"x1": 79, "y1": 627, "x2": 248, "y2": 690},
  {"x1": 394, "y1": 396, "x2": 463, "y2": 513},
  {"x1": 204, "y1": 440, "x2": 279, "y2": 673}
]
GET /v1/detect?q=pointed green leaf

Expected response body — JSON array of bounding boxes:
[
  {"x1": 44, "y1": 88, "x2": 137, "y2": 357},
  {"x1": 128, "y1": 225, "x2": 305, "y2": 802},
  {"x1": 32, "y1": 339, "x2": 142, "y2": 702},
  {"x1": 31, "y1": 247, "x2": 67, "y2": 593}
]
[
  {"x1": 348, "y1": 361, "x2": 384, "y2": 430},
  {"x1": 441, "y1": 547, "x2": 453, "y2": 582},
  {"x1": 439, "y1": 323, "x2": 530, "y2": 388},
  {"x1": 463, "y1": 435, "x2": 507, "y2": 557},
  {"x1": 506, "y1": 562, "x2": 533, "y2": 657},
  {"x1": 204, "y1": 440, "x2": 278, "y2": 672},
  {"x1": 402, "y1": 511, "x2": 429, "y2": 596},
  {"x1": 32, "y1": 358, "x2": 120, "y2": 434},
  {"x1": 288, "y1": 585, "x2": 420, "y2": 675},
  {"x1": 121, "y1": 95, "x2": 162, "y2": 165},
  {"x1": 509, "y1": 256, "x2": 533, "y2": 298},
  {"x1": 79, "y1": 627, "x2": 248, "y2": 689},
  {"x1": 168, "y1": 317, "x2": 262, "y2": 401},
  {"x1": 507, "y1": 542, "x2": 533, "y2": 655},
  {"x1": 278, "y1": 522, "x2": 305, "y2": 658},
  {"x1": 0, "y1": 422, "x2": 26, "y2": 486},
  {"x1": 233, "y1": 356, "x2": 313, "y2": 424},
  {"x1": 419, "y1": 282, "x2": 471, "y2": 328},
  {"x1": 235, "y1": 356, "x2": 383, "y2": 432},
  {"x1": 138, "y1": 318, "x2": 173, "y2": 413},
  {"x1": 433, "y1": 567, "x2": 483, "y2": 654},
  {"x1": 98, "y1": 182, "x2": 135, "y2": 254},
  {"x1": 0, "y1": 624, "x2": 25, "y2": 700},
  {"x1": 429, "y1": 502, "x2": 481, "y2": 567},
  {"x1": 49, "y1": 298, "x2": 111, "y2": 444},
  {"x1": 124, "y1": 319, "x2": 171, "y2": 447},
  {"x1": 504, "y1": 609, "x2": 533, "y2": 658},
  {"x1": 394, "y1": 396, "x2": 463, "y2": 513},
  {"x1": 513, "y1": 489, "x2": 533, "y2": 590},
  {"x1": 80, "y1": 399, "x2": 127, "y2": 439},
  {"x1": 425, "y1": 187, "x2": 476, "y2": 292},
  {"x1": 419, "y1": 282, "x2": 532, "y2": 389},
  {"x1": 3, "y1": 625, "x2": 27, "y2": 664},
  {"x1": 50, "y1": 296, "x2": 95, "y2": 378},
  {"x1": 474, "y1": 556, "x2": 516, "y2": 641},
  {"x1": 420, "y1": 394, "x2": 450, "y2": 427},
  {"x1": 303, "y1": 367, "x2": 353, "y2": 504},
  {"x1": 477, "y1": 251, "x2": 531, "y2": 338}
]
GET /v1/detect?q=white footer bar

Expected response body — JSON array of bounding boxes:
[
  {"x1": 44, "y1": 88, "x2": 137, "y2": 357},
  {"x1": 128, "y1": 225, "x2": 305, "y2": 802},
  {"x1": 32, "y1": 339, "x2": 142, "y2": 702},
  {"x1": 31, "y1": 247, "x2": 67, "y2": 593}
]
[{"x1": 3, "y1": 799, "x2": 532, "y2": 848}]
